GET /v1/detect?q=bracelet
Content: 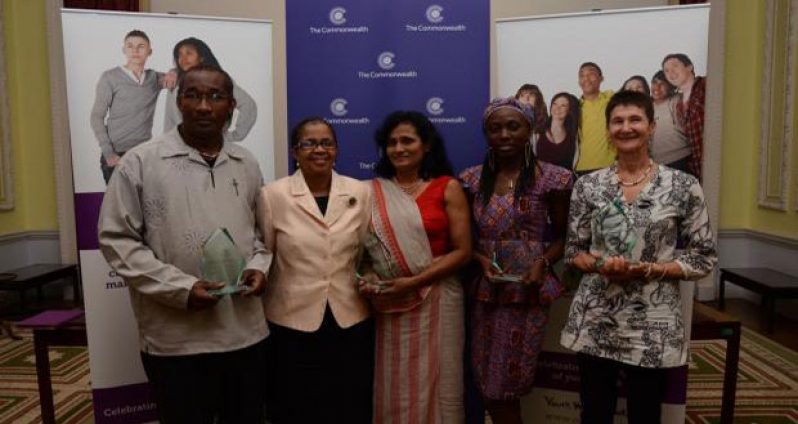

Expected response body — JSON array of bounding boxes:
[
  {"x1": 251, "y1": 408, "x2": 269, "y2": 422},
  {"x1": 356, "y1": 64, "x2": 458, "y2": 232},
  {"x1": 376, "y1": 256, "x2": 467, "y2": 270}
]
[
  {"x1": 644, "y1": 263, "x2": 654, "y2": 279},
  {"x1": 656, "y1": 264, "x2": 668, "y2": 281},
  {"x1": 593, "y1": 256, "x2": 605, "y2": 271},
  {"x1": 682, "y1": 266, "x2": 689, "y2": 280},
  {"x1": 534, "y1": 256, "x2": 551, "y2": 269}
]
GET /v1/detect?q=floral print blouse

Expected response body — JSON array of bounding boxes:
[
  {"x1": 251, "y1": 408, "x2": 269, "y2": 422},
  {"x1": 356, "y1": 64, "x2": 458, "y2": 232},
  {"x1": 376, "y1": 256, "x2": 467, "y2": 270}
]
[{"x1": 559, "y1": 165, "x2": 717, "y2": 368}]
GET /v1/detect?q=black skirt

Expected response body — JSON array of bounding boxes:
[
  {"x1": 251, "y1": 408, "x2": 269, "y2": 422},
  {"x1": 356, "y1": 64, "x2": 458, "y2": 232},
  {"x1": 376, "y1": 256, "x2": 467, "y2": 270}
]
[{"x1": 265, "y1": 305, "x2": 375, "y2": 424}]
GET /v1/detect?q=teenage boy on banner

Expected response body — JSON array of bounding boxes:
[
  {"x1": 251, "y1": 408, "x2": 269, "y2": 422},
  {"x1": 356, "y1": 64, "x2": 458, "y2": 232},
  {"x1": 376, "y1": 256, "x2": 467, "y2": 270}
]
[
  {"x1": 575, "y1": 62, "x2": 615, "y2": 176},
  {"x1": 90, "y1": 30, "x2": 175, "y2": 184}
]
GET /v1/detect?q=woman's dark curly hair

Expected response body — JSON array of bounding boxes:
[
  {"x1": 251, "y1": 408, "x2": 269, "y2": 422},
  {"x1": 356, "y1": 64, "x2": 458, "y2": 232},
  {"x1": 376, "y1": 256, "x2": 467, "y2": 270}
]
[
  {"x1": 374, "y1": 111, "x2": 453, "y2": 179},
  {"x1": 540, "y1": 92, "x2": 580, "y2": 149}
]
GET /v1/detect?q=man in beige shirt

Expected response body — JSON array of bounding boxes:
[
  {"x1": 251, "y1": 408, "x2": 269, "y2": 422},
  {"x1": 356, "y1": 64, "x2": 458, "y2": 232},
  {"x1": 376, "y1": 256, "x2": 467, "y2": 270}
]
[{"x1": 98, "y1": 65, "x2": 269, "y2": 424}]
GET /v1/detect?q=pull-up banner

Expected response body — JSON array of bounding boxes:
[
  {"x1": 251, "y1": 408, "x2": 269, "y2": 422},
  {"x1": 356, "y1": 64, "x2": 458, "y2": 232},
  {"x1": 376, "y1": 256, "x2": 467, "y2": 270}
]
[
  {"x1": 61, "y1": 9, "x2": 274, "y2": 423},
  {"x1": 287, "y1": 1, "x2": 490, "y2": 179}
]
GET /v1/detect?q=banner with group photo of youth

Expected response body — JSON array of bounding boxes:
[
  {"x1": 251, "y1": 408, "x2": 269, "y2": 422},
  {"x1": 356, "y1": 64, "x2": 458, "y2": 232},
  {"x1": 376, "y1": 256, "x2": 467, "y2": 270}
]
[{"x1": 61, "y1": 9, "x2": 273, "y2": 423}]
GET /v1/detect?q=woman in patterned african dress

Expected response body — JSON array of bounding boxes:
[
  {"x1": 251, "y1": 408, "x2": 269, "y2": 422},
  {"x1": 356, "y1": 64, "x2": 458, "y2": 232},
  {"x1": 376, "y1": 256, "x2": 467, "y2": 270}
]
[{"x1": 460, "y1": 97, "x2": 573, "y2": 424}]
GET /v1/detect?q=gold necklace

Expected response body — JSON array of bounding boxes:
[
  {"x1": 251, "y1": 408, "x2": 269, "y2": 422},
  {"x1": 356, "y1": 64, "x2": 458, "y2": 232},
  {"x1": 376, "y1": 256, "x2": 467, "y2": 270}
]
[
  {"x1": 394, "y1": 177, "x2": 423, "y2": 195},
  {"x1": 616, "y1": 160, "x2": 653, "y2": 187},
  {"x1": 501, "y1": 172, "x2": 520, "y2": 191}
]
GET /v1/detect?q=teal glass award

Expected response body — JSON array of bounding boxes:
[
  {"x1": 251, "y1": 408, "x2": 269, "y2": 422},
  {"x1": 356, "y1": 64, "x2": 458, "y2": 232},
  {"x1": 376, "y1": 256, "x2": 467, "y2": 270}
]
[
  {"x1": 201, "y1": 228, "x2": 247, "y2": 296},
  {"x1": 488, "y1": 248, "x2": 524, "y2": 283},
  {"x1": 592, "y1": 198, "x2": 638, "y2": 262}
]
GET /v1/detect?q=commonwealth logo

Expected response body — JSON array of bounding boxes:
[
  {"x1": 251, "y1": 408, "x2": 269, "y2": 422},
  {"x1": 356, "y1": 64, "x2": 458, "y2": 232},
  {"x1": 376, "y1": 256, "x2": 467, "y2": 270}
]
[
  {"x1": 329, "y1": 7, "x2": 346, "y2": 25},
  {"x1": 426, "y1": 5, "x2": 444, "y2": 23},
  {"x1": 330, "y1": 98, "x2": 348, "y2": 116},
  {"x1": 377, "y1": 51, "x2": 396, "y2": 70},
  {"x1": 426, "y1": 97, "x2": 444, "y2": 115}
]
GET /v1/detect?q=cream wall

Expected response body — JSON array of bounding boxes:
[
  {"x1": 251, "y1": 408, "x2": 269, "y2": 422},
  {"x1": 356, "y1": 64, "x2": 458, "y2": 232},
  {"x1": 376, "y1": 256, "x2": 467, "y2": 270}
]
[
  {"x1": 0, "y1": 0, "x2": 58, "y2": 235},
  {"x1": 721, "y1": 0, "x2": 798, "y2": 240},
  {"x1": 719, "y1": 0, "x2": 761, "y2": 231}
]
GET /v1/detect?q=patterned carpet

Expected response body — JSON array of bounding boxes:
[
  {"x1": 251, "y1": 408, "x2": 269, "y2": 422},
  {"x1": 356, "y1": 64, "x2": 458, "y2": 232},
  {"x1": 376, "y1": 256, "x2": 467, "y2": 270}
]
[
  {"x1": 0, "y1": 329, "x2": 91, "y2": 424},
  {"x1": 687, "y1": 328, "x2": 798, "y2": 423},
  {"x1": 0, "y1": 327, "x2": 795, "y2": 424}
]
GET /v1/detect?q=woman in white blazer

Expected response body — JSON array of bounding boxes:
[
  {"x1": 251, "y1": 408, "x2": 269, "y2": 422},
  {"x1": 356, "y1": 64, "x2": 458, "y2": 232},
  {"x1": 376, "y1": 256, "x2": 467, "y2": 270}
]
[{"x1": 258, "y1": 117, "x2": 372, "y2": 424}]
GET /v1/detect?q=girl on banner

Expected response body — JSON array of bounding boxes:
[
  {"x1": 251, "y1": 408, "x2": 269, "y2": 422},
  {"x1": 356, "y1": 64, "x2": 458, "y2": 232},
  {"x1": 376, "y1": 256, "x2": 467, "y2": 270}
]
[
  {"x1": 460, "y1": 97, "x2": 573, "y2": 424},
  {"x1": 163, "y1": 37, "x2": 257, "y2": 142},
  {"x1": 560, "y1": 91, "x2": 717, "y2": 424},
  {"x1": 358, "y1": 111, "x2": 472, "y2": 423},
  {"x1": 534, "y1": 92, "x2": 580, "y2": 170},
  {"x1": 620, "y1": 75, "x2": 651, "y2": 97},
  {"x1": 514, "y1": 84, "x2": 548, "y2": 137}
]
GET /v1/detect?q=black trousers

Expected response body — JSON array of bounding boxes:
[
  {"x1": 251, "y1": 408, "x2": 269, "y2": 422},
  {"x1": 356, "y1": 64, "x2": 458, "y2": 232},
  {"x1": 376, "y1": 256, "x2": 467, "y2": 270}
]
[
  {"x1": 577, "y1": 353, "x2": 668, "y2": 424},
  {"x1": 265, "y1": 306, "x2": 374, "y2": 424},
  {"x1": 140, "y1": 339, "x2": 266, "y2": 424}
]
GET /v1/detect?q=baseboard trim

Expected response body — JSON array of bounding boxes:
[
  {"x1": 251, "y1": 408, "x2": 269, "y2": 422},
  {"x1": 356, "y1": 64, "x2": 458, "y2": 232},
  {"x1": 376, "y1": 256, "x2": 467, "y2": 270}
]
[
  {"x1": 717, "y1": 228, "x2": 798, "y2": 319},
  {"x1": 0, "y1": 230, "x2": 62, "y2": 272},
  {"x1": 718, "y1": 228, "x2": 798, "y2": 249},
  {"x1": 0, "y1": 230, "x2": 59, "y2": 245}
]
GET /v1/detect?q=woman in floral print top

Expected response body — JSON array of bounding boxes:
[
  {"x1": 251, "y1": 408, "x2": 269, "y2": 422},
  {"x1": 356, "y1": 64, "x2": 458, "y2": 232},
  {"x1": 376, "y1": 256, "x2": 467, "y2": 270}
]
[{"x1": 559, "y1": 90, "x2": 716, "y2": 424}]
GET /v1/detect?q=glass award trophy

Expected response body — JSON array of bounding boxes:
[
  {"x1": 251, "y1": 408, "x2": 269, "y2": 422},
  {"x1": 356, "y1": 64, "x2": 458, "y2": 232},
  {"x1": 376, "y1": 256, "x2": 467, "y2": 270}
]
[
  {"x1": 489, "y1": 247, "x2": 524, "y2": 283},
  {"x1": 355, "y1": 271, "x2": 389, "y2": 292},
  {"x1": 591, "y1": 198, "x2": 638, "y2": 262},
  {"x1": 201, "y1": 228, "x2": 247, "y2": 296}
]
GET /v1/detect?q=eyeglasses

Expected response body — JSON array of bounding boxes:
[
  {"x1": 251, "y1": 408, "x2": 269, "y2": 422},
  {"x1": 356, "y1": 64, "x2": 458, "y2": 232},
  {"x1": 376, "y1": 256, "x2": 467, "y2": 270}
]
[
  {"x1": 179, "y1": 91, "x2": 230, "y2": 104},
  {"x1": 295, "y1": 139, "x2": 337, "y2": 150}
]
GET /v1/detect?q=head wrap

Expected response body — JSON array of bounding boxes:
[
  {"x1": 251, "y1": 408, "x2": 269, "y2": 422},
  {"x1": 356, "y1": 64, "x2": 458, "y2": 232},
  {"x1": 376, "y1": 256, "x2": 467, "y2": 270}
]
[{"x1": 482, "y1": 97, "x2": 534, "y2": 130}]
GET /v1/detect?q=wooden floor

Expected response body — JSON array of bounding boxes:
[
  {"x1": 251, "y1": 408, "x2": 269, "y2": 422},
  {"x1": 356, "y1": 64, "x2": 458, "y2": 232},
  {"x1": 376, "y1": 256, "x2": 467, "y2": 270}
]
[{"x1": 704, "y1": 297, "x2": 798, "y2": 351}]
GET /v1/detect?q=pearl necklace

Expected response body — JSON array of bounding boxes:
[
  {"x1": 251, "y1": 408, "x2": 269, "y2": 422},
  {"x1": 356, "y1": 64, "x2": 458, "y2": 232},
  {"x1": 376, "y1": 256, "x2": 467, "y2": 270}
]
[
  {"x1": 616, "y1": 160, "x2": 653, "y2": 187},
  {"x1": 394, "y1": 177, "x2": 423, "y2": 195}
]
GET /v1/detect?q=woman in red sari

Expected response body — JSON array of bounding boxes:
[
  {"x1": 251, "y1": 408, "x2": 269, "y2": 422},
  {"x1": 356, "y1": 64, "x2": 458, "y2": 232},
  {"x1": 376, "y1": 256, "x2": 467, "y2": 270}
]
[{"x1": 358, "y1": 111, "x2": 472, "y2": 423}]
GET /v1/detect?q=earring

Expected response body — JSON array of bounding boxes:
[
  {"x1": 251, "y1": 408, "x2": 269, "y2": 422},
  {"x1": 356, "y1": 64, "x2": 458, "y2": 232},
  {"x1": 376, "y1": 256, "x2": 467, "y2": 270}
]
[{"x1": 525, "y1": 142, "x2": 532, "y2": 167}]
